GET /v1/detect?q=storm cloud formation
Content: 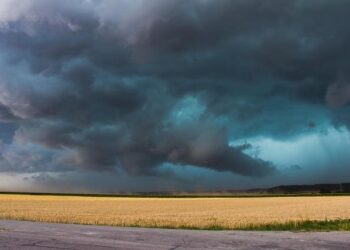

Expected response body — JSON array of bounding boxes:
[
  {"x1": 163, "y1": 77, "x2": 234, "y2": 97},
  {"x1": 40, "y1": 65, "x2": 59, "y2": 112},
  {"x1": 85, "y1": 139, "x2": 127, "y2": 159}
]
[{"x1": 0, "y1": 0, "x2": 350, "y2": 188}]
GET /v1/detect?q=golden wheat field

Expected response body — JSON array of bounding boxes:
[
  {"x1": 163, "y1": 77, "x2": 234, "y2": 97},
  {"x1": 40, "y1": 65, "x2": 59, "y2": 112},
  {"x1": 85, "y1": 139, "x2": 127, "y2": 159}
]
[{"x1": 0, "y1": 195, "x2": 349, "y2": 229}]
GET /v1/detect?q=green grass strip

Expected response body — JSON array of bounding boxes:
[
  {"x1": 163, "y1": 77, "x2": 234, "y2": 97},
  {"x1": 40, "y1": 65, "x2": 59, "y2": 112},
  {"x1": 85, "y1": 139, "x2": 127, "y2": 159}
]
[
  {"x1": 1, "y1": 217, "x2": 350, "y2": 231},
  {"x1": 239, "y1": 219, "x2": 350, "y2": 231}
]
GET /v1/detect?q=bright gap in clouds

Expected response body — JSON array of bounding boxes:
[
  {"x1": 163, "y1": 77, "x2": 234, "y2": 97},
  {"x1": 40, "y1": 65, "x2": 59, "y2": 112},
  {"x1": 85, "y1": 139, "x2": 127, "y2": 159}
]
[{"x1": 233, "y1": 126, "x2": 350, "y2": 175}]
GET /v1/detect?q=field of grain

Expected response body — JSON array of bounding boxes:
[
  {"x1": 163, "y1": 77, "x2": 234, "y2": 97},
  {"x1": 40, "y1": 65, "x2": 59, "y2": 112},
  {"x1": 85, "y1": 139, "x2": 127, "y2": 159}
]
[{"x1": 0, "y1": 195, "x2": 349, "y2": 229}]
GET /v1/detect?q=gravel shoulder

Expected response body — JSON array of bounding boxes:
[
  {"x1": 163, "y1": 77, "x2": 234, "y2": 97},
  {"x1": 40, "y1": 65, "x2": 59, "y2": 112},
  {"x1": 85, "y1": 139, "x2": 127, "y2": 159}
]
[{"x1": 0, "y1": 220, "x2": 349, "y2": 250}]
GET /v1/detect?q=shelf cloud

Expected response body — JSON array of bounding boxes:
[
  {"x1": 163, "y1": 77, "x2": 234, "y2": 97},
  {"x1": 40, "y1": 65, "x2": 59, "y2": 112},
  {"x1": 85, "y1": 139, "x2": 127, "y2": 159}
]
[{"x1": 0, "y1": 0, "x2": 349, "y2": 190}]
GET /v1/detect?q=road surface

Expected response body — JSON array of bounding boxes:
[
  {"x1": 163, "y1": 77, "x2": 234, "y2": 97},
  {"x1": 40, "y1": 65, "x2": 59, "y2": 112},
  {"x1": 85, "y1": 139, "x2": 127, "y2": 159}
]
[{"x1": 0, "y1": 220, "x2": 349, "y2": 249}]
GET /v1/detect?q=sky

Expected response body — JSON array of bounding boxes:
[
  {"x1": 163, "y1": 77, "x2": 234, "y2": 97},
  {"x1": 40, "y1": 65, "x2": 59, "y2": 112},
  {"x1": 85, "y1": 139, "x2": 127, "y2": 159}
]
[{"x1": 0, "y1": 0, "x2": 350, "y2": 192}]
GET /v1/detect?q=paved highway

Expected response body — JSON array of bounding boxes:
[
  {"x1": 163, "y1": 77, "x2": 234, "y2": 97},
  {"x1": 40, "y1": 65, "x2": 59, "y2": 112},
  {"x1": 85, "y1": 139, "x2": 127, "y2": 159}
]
[{"x1": 0, "y1": 220, "x2": 349, "y2": 249}]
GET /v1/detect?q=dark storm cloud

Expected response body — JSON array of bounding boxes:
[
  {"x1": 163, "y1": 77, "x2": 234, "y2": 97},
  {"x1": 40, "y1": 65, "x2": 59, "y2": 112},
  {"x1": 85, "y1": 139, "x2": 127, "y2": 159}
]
[
  {"x1": 0, "y1": 0, "x2": 349, "y2": 179},
  {"x1": 0, "y1": 104, "x2": 15, "y2": 121}
]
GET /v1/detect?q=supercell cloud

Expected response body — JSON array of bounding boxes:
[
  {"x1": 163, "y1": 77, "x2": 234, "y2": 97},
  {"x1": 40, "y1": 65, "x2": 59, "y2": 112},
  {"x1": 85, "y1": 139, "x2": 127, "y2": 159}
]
[{"x1": 0, "y1": 0, "x2": 349, "y2": 190}]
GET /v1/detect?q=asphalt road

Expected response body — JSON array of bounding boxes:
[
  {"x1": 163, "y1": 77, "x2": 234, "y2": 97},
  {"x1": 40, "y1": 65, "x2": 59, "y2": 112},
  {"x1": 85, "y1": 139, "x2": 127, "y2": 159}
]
[{"x1": 0, "y1": 220, "x2": 349, "y2": 250}]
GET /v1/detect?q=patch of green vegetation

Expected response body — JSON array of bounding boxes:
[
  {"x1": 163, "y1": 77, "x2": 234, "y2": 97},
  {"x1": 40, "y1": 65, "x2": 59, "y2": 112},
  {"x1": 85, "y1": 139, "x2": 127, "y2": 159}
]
[
  {"x1": 150, "y1": 219, "x2": 350, "y2": 231},
  {"x1": 2, "y1": 216, "x2": 350, "y2": 231},
  {"x1": 123, "y1": 219, "x2": 350, "y2": 231},
  {"x1": 238, "y1": 219, "x2": 350, "y2": 231}
]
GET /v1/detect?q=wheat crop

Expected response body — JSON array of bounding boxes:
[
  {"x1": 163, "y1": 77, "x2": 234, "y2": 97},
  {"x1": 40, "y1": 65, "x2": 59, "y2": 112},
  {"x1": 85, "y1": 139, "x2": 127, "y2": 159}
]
[{"x1": 0, "y1": 195, "x2": 349, "y2": 229}]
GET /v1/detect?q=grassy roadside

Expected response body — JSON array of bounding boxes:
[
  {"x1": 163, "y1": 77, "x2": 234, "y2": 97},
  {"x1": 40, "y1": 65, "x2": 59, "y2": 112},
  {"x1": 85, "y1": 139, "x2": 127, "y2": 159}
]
[
  {"x1": 239, "y1": 219, "x2": 350, "y2": 231},
  {"x1": 1, "y1": 216, "x2": 349, "y2": 231},
  {"x1": 136, "y1": 219, "x2": 350, "y2": 231}
]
